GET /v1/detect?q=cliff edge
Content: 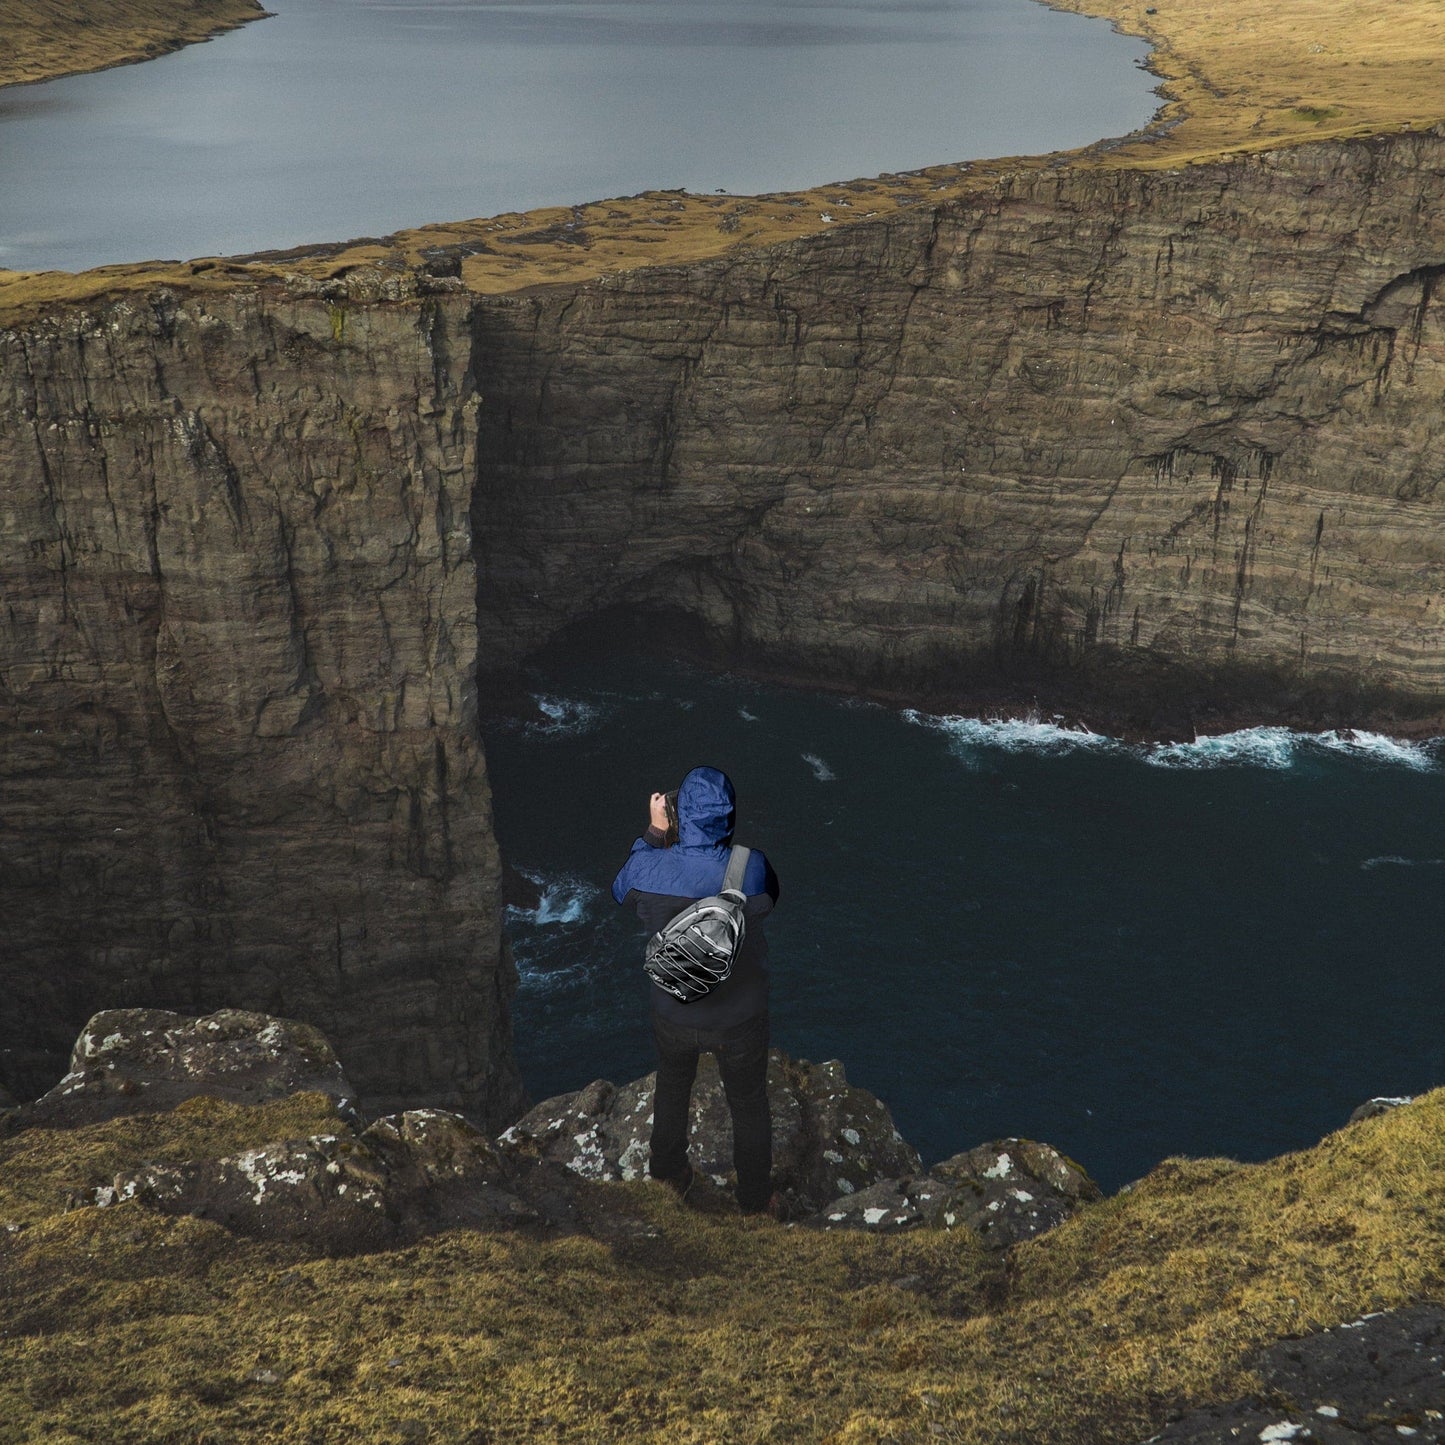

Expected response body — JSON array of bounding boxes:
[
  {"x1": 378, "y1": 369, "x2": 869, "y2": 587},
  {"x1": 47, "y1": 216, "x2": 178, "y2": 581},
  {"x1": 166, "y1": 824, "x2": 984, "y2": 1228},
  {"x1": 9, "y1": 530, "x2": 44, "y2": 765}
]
[
  {"x1": 1, "y1": 1009, "x2": 1441, "y2": 1444},
  {"x1": 6, "y1": 129, "x2": 1445, "y2": 1116}
]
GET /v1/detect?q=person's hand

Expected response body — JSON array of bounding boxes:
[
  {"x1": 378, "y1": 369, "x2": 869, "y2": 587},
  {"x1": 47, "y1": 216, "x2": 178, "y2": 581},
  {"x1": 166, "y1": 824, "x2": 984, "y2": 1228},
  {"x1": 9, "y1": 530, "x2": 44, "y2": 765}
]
[{"x1": 649, "y1": 792, "x2": 670, "y2": 830}]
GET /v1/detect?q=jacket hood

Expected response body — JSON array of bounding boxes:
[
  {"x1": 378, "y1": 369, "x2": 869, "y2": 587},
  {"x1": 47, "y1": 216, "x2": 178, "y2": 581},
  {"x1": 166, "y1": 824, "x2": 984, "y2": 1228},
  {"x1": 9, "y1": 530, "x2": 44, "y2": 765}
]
[{"x1": 676, "y1": 766, "x2": 735, "y2": 848}]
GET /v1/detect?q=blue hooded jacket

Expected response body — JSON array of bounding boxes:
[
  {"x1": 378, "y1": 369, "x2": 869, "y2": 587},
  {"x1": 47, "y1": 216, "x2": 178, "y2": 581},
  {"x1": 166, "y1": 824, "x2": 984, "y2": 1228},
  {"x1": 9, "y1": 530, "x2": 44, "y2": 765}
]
[{"x1": 613, "y1": 765, "x2": 780, "y2": 1026}]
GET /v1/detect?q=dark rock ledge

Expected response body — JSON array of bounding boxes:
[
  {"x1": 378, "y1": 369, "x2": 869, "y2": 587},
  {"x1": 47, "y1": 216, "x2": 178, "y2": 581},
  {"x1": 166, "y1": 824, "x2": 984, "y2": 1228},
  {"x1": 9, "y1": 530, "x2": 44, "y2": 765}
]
[
  {"x1": 5, "y1": 1008, "x2": 1443, "y2": 1438},
  {"x1": 3, "y1": 1007, "x2": 1103, "y2": 1253},
  {"x1": 1141, "y1": 1305, "x2": 1445, "y2": 1445}
]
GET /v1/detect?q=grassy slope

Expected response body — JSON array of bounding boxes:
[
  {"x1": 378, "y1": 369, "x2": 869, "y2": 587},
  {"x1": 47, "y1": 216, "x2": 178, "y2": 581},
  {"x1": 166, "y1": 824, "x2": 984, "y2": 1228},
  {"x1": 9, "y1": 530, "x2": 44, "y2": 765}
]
[
  {"x1": 0, "y1": 0, "x2": 267, "y2": 89},
  {"x1": 2, "y1": 1089, "x2": 1442, "y2": 1443},
  {"x1": 3, "y1": 0, "x2": 1445, "y2": 323}
]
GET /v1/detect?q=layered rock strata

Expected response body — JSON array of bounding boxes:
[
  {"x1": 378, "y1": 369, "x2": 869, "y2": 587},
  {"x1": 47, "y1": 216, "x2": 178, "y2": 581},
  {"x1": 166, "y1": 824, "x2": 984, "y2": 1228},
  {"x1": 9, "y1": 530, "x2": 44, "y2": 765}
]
[
  {"x1": 6, "y1": 132, "x2": 1445, "y2": 1114},
  {"x1": 0, "y1": 293, "x2": 521, "y2": 1124},
  {"x1": 471, "y1": 130, "x2": 1445, "y2": 724}
]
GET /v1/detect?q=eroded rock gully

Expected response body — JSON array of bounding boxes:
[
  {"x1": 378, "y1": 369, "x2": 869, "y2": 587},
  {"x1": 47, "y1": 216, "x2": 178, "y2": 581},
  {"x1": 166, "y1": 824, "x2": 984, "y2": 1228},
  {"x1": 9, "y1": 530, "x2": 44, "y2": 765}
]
[{"x1": 5, "y1": 132, "x2": 1445, "y2": 1117}]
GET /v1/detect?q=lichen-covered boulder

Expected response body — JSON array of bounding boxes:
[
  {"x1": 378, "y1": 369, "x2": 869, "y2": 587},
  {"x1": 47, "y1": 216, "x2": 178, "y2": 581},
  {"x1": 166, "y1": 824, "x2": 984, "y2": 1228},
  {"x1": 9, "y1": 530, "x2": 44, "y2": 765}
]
[
  {"x1": 496, "y1": 1050, "x2": 920, "y2": 1210},
  {"x1": 361, "y1": 1109, "x2": 538, "y2": 1235},
  {"x1": 91, "y1": 1108, "x2": 534, "y2": 1253},
  {"x1": 926, "y1": 1138, "x2": 1101, "y2": 1248},
  {"x1": 21, "y1": 1009, "x2": 357, "y2": 1130},
  {"x1": 809, "y1": 1176, "x2": 957, "y2": 1234},
  {"x1": 806, "y1": 1137, "x2": 1099, "y2": 1244}
]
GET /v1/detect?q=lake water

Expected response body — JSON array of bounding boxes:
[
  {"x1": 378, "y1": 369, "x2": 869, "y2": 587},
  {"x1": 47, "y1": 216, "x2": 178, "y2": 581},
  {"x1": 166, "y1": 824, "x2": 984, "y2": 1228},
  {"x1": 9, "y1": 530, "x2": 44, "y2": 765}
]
[
  {"x1": 484, "y1": 651, "x2": 1445, "y2": 1193},
  {"x1": 0, "y1": 0, "x2": 1158, "y2": 272}
]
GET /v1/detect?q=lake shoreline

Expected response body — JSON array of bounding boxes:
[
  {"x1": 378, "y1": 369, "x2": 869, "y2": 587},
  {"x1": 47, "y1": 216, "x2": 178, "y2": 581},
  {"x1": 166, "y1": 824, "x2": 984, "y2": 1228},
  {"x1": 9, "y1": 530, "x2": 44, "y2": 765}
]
[{"x1": 0, "y1": 0, "x2": 269, "y2": 92}]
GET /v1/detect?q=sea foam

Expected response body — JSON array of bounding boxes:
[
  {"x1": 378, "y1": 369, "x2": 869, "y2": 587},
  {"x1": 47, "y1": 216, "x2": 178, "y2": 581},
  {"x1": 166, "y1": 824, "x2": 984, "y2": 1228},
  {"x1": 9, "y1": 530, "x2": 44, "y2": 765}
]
[
  {"x1": 902, "y1": 711, "x2": 1441, "y2": 773},
  {"x1": 526, "y1": 694, "x2": 603, "y2": 737},
  {"x1": 802, "y1": 753, "x2": 837, "y2": 782},
  {"x1": 902, "y1": 710, "x2": 1116, "y2": 760}
]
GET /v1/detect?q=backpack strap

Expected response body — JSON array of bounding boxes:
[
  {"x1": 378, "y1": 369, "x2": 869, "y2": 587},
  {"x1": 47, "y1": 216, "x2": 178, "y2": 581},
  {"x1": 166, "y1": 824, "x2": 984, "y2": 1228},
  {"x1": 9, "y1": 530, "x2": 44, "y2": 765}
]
[{"x1": 721, "y1": 845, "x2": 751, "y2": 895}]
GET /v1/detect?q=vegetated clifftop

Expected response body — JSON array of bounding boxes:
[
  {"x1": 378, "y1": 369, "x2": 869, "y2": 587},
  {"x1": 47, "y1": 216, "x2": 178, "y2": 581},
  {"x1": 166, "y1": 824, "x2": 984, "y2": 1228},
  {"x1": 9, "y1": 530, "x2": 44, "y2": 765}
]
[
  {"x1": 6, "y1": 129, "x2": 1445, "y2": 1116},
  {"x1": 2, "y1": 1008, "x2": 1443, "y2": 1444}
]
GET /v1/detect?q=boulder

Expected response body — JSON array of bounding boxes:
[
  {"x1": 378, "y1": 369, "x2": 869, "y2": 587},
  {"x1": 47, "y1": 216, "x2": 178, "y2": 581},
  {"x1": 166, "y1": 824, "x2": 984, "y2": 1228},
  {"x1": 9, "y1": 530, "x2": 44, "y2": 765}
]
[
  {"x1": 807, "y1": 1138, "x2": 1101, "y2": 1246},
  {"x1": 809, "y1": 1176, "x2": 958, "y2": 1235},
  {"x1": 91, "y1": 1108, "x2": 535, "y2": 1253},
  {"x1": 925, "y1": 1139, "x2": 1101, "y2": 1248},
  {"x1": 19, "y1": 1008, "x2": 358, "y2": 1130},
  {"x1": 496, "y1": 1050, "x2": 921, "y2": 1211},
  {"x1": 1347, "y1": 1095, "x2": 1414, "y2": 1125}
]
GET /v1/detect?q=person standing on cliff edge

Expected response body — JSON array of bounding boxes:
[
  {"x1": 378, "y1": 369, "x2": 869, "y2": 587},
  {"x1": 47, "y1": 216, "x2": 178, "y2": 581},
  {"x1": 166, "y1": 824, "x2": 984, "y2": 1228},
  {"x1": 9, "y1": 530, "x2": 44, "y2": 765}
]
[{"x1": 611, "y1": 765, "x2": 784, "y2": 1217}]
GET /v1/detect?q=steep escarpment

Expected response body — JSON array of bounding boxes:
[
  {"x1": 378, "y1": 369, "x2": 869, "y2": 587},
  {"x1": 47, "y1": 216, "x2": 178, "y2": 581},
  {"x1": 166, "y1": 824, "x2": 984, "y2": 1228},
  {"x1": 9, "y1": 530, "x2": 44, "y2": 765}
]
[
  {"x1": 6, "y1": 130, "x2": 1445, "y2": 1115},
  {"x1": 471, "y1": 130, "x2": 1445, "y2": 724},
  {"x1": 0, "y1": 291, "x2": 521, "y2": 1124}
]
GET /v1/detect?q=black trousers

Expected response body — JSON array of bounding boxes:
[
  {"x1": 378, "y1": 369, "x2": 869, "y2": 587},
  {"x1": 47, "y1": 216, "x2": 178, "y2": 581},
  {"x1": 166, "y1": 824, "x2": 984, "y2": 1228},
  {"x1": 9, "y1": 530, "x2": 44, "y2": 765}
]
[{"x1": 649, "y1": 1010, "x2": 772, "y2": 1211}]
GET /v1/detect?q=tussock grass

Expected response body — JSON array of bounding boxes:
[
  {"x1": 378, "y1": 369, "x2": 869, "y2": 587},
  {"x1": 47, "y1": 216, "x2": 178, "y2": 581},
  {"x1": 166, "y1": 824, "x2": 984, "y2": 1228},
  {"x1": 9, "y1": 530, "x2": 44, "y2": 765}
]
[
  {"x1": 1, "y1": 1090, "x2": 1443, "y2": 1443},
  {"x1": 0, "y1": 0, "x2": 267, "y2": 90}
]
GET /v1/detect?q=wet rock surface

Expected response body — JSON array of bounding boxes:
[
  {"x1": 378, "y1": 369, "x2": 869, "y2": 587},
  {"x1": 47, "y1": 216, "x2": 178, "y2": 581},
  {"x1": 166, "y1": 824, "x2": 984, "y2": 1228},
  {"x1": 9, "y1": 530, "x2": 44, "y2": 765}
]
[
  {"x1": 1143, "y1": 1306, "x2": 1445, "y2": 1443},
  {"x1": 496, "y1": 1050, "x2": 921, "y2": 1212},
  {"x1": 14, "y1": 1008, "x2": 357, "y2": 1131}
]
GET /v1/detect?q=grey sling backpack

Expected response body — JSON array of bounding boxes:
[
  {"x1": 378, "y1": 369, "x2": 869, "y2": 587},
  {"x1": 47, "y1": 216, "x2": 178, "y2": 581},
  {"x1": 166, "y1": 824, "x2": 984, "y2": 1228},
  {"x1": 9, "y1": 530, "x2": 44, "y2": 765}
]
[{"x1": 642, "y1": 845, "x2": 751, "y2": 1003}]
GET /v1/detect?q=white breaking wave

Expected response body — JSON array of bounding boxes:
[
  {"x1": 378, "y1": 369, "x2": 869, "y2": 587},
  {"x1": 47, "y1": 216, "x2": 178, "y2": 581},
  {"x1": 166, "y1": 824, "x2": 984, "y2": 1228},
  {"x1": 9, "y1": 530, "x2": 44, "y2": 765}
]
[
  {"x1": 902, "y1": 710, "x2": 1116, "y2": 759},
  {"x1": 526, "y1": 694, "x2": 602, "y2": 737},
  {"x1": 505, "y1": 872, "x2": 599, "y2": 927},
  {"x1": 1361, "y1": 855, "x2": 1445, "y2": 871},
  {"x1": 1312, "y1": 730, "x2": 1439, "y2": 771},
  {"x1": 802, "y1": 752, "x2": 837, "y2": 782},
  {"x1": 902, "y1": 710, "x2": 1442, "y2": 773},
  {"x1": 1143, "y1": 727, "x2": 1298, "y2": 770},
  {"x1": 506, "y1": 873, "x2": 605, "y2": 993}
]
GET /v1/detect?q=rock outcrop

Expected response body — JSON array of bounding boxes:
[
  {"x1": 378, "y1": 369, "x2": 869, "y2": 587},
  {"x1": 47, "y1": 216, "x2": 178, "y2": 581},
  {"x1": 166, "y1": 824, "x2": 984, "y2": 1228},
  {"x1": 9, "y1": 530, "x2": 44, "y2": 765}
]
[
  {"x1": 469, "y1": 131, "x2": 1445, "y2": 728},
  {"x1": 89, "y1": 1107, "x2": 539, "y2": 1254},
  {"x1": 13, "y1": 1007, "x2": 357, "y2": 1132},
  {"x1": 1143, "y1": 1305, "x2": 1445, "y2": 1443},
  {"x1": 498, "y1": 1050, "x2": 921, "y2": 1212},
  {"x1": 814, "y1": 1138, "x2": 1101, "y2": 1243},
  {"x1": 8, "y1": 131, "x2": 1445, "y2": 1114}
]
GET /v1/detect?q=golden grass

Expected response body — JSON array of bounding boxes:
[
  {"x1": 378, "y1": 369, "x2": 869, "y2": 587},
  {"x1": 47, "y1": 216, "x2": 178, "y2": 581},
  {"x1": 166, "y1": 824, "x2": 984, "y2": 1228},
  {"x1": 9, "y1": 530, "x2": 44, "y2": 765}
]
[
  {"x1": 2, "y1": 1089, "x2": 1443, "y2": 1443},
  {"x1": 1053, "y1": 0, "x2": 1445, "y2": 165},
  {"x1": 4, "y1": 0, "x2": 1445, "y2": 319},
  {"x1": 0, "y1": 0, "x2": 267, "y2": 90}
]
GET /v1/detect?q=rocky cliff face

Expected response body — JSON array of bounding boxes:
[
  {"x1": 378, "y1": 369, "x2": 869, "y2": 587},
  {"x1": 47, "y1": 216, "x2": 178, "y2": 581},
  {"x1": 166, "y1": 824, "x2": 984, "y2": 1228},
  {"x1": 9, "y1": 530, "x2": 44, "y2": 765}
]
[
  {"x1": 472, "y1": 130, "x2": 1445, "y2": 724},
  {"x1": 0, "y1": 291, "x2": 522, "y2": 1124},
  {"x1": 5, "y1": 131, "x2": 1445, "y2": 1113}
]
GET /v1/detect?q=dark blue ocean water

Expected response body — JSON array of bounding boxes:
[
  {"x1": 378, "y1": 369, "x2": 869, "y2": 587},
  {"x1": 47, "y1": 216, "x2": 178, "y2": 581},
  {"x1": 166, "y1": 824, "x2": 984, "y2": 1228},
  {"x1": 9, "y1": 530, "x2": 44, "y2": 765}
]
[{"x1": 483, "y1": 653, "x2": 1445, "y2": 1192}]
